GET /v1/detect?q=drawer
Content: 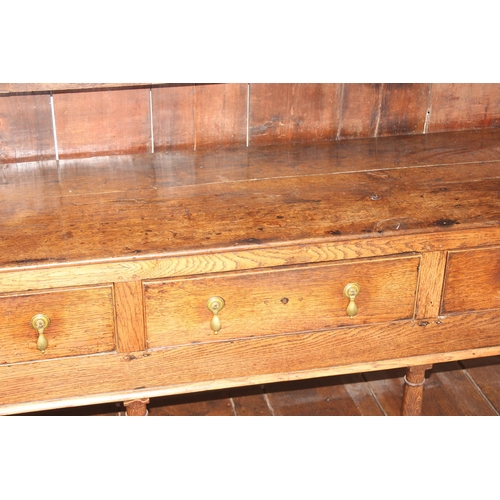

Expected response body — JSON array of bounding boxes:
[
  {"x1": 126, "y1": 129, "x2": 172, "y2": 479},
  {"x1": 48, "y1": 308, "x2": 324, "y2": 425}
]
[
  {"x1": 0, "y1": 285, "x2": 116, "y2": 364},
  {"x1": 442, "y1": 247, "x2": 500, "y2": 314},
  {"x1": 144, "y1": 256, "x2": 420, "y2": 348}
]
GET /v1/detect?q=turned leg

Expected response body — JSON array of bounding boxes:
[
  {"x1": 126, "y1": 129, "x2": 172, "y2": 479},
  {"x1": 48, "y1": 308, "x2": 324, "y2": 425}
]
[
  {"x1": 123, "y1": 398, "x2": 150, "y2": 416},
  {"x1": 401, "y1": 364, "x2": 432, "y2": 416}
]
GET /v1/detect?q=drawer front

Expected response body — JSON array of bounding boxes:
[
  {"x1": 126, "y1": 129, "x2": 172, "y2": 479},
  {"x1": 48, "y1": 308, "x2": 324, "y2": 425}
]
[
  {"x1": 0, "y1": 285, "x2": 116, "y2": 364},
  {"x1": 443, "y1": 247, "x2": 500, "y2": 314},
  {"x1": 144, "y1": 256, "x2": 420, "y2": 348}
]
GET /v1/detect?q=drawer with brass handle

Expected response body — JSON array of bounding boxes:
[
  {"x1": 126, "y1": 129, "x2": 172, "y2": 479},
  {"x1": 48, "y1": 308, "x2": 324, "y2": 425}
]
[
  {"x1": 0, "y1": 285, "x2": 116, "y2": 365},
  {"x1": 144, "y1": 256, "x2": 420, "y2": 348}
]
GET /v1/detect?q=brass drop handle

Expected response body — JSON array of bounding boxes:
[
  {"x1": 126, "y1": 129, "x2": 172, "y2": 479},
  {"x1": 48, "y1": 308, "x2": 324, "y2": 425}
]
[
  {"x1": 207, "y1": 296, "x2": 225, "y2": 334},
  {"x1": 30, "y1": 314, "x2": 51, "y2": 353},
  {"x1": 343, "y1": 283, "x2": 360, "y2": 318}
]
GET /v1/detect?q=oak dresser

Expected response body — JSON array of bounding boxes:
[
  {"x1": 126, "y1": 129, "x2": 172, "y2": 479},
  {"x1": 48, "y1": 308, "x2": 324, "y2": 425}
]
[{"x1": 2, "y1": 124, "x2": 500, "y2": 415}]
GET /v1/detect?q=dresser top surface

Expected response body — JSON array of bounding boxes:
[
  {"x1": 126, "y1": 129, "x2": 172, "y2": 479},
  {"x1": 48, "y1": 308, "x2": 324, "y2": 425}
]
[{"x1": 2, "y1": 129, "x2": 500, "y2": 271}]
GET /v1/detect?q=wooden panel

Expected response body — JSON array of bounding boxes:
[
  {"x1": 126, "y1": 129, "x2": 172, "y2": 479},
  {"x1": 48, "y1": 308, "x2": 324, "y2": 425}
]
[
  {"x1": 53, "y1": 88, "x2": 151, "y2": 158},
  {"x1": 338, "y1": 83, "x2": 381, "y2": 139},
  {"x1": 0, "y1": 285, "x2": 115, "y2": 364},
  {"x1": 428, "y1": 84, "x2": 500, "y2": 133},
  {"x1": 152, "y1": 84, "x2": 195, "y2": 150},
  {"x1": 114, "y1": 281, "x2": 146, "y2": 353},
  {"x1": 194, "y1": 83, "x2": 247, "y2": 149},
  {"x1": 415, "y1": 251, "x2": 447, "y2": 319},
  {"x1": 0, "y1": 94, "x2": 55, "y2": 163},
  {"x1": 442, "y1": 248, "x2": 500, "y2": 314},
  {"x1": 144, "y1": 257, "x2": 420, "y2": 347},
  {"x1": 378, "y1": 84, "x2": 430, "y2": 136},
  {"x1": 249, "y1": 83, "x2": 342, "y2": 145}
]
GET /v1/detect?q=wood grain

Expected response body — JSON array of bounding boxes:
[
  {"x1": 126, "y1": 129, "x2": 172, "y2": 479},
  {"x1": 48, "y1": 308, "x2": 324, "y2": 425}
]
[
  {"x1": 249, "y1": 83, "x2": 342, "y2": 145},
  {"x1": 0, "y1": 285, "x2": 115, "y2": 364},
  {"x1": 442, "y1": 247, "x2": 500, "y2": 314},
  {"x1": 53, "y1": 88, "x2": 151, "y2": 158},
  {"x1": 3, "y1": 146, "x2": 500, "y2": 269},
  {"x1": 114, "y1": 281, "x2": 146, "y2": 353},
  {"x1": 401, "y1": 364, "x2": 432, "y2": 415},
  {"x1": 378, "y1": 84, "x2": 430, "y2": 136},
  {"x1": 144, "y1": 257, "x2": 419, "y2": 347},
  {"x1": 152, "y1": 84, "x2": 195, "y2": 150},
  {"x1": 428, "y1": 84, "x2": 500, "y2": 133},
  {"x1": 338, "y1": 83, "x2": 382, "y2": 139},
  {"x1": 194, "y1": 83, "x2": 248, "y2": 149},
  {"x1": 0, "y1": 94, "x2": 55, "y2": 163},
  {"x1": 415, "y1": 251, "x2": 448, "y2": 319}
]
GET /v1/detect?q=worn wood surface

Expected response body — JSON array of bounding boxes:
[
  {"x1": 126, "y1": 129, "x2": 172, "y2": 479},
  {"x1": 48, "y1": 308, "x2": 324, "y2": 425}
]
[
  {"x1": 2, "y1": 129, "x2": 500, "y2": 272},
  {"x1": 249, "y1": 83, "x2": 342, "y2": 145},
  {"x1": 144, "y1": 257, "x2": 419, "y2": 347},
  {"x1": 428, "y1": 84, "x2": 500, "y2": 133},
  {"x1": 152, "y1": 84, "x2": 195, "y2": 150},
  {"x1": 378, "y1": 84, "x2": 430, "y2": 136},
  {"x1": 194, "y1": 84, "x2": 248, "y2": 149},
  {"x1": 2, "y1": 84, "x2": 500, "y2": 162},
  {"x1": 0, "y1": 285, "x2": 115, "y2": 364},
  {"x1": 338, "y1": 83, "x2": 382, "y2": 139},
  {"x1": 53, "y1": 88, "x2": 151, "y2": 158},
  {"x1": 0, "y1": 94, "x2": 55, "y2": 163}
]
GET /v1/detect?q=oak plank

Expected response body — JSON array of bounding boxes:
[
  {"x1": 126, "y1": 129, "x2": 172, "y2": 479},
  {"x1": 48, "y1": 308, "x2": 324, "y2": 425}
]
[
  {"x1": 0, "y1": 94, "x2": 55, "y2": 163},
  {"x1": 338, "y1": 83, "x2": 382, "y2": 139},
  {"x1": 53, "y1": 88, "x2": 151, "y2": 158},
  {"x1": 152, "y1": 84, "x2": 195, "y2": 150},
  {"x1": 428, "y1": 84, "x2": 500, "y2": 133},
  {"x1": 249, "y1": 83, "x2": 342, "y2": 145},
  {"x1": 194, "y1": 83, "x2": 247, "y2": 150},
  {"x1": 377, "y1": 84, "x2": 430, "y2": 136}
]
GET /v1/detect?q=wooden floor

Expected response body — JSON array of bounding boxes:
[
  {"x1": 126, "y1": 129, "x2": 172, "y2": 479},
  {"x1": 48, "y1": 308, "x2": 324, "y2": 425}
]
[{"x1": 19, "y1": 355, "x2": 500, "y2": 416}]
